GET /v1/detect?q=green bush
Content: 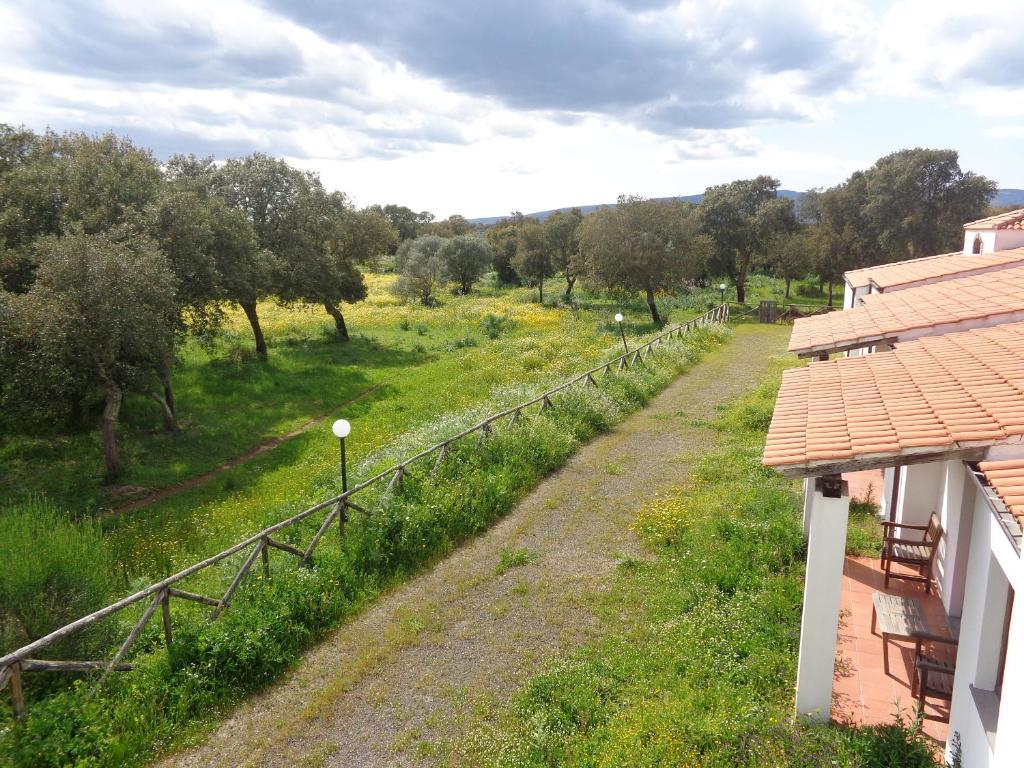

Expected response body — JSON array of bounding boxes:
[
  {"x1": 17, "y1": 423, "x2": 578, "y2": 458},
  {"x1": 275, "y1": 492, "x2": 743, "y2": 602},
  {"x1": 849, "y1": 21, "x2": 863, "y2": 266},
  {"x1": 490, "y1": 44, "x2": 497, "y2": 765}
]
[
  {"x1": 0, "y1": 327, "x2": 730, "y2": 767},
  {"x1": 0, "y1": 499, "x2": 120, "y2": 661},
  {"x1": 481, "y1": 313, "x2": 515, "y2": 340},
  {"x1": 796, "y1": 282, "x2": 825, "y2": 298}
]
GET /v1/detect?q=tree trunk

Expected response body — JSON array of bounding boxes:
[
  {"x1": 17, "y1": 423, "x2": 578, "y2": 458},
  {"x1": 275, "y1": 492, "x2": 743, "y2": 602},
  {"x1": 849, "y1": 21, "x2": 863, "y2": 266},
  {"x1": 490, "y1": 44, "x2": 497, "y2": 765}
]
[
  {"x1": 162, "y1": 375, "x2": 176, "y2": 417},
  {"x1": 101, "y1": 381, "x2": 124, "y2": 478},
  {"x1": 538, "y1": 277, "x2": 544, "y2": 304},
  {"x1": 784, "y1": 278, "x2": 792, "y2": 300},
  {"x1": 645, "y1": 285, "x2": 662, "y2": 325},
  {"x1": 240, "y1": 300, "x2": 267, "y2": 358},
  {"x1": 324, "y1": 303, "x2": 350, "y2": 341},
  {"x1": 735, "y1": 281, "x2": 746, "y2": 304},
  {"x1": 564, "y1": 275, "x2": 576, "y2": 300},
  {"x1": 147, "y1": 391, "x2": 179, "y2": 431},
  {"x1": 827, "y1": 282, "x2": 834, "y2": 308}
]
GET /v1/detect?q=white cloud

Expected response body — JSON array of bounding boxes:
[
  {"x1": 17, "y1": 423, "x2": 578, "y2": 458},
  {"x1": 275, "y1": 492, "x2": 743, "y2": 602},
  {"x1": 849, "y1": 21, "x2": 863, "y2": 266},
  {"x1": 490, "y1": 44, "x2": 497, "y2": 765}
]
[{"x1": 0, "y1": 0, "x2": 1021, "y2": 215}]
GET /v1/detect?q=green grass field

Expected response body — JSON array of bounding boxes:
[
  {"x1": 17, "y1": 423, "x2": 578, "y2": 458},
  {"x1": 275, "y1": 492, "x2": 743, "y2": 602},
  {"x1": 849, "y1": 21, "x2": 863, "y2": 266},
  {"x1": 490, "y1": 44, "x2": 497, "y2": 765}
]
[
  {"x1": 0, "y1": 312, "x2": 732, "y2": 768},
  {"x1": 0, "y1": 273, "x2": 725, "y2": 580}
]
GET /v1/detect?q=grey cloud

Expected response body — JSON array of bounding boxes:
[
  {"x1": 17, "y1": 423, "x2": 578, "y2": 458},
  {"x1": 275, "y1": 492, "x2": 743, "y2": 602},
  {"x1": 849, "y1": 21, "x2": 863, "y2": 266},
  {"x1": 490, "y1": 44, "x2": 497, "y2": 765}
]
[
  {"x1": 258, "y1": 0, "x2": 866, "y2": 132},
  {"x1": 12, "y1": 0, "x2": 305, "y2": 89},
  {"x1": 3, "y1": 0, "x2": 870, "y2": 156}
]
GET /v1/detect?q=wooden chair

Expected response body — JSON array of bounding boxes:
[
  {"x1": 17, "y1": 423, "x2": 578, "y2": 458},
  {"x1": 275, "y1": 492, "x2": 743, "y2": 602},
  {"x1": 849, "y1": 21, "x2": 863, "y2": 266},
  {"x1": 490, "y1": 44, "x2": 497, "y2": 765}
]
[
  {"x1": 881, "y1": 513, "x2": 942, "y2": 593},
  {"x1": 912, "y1": 634, "x2": 958, "y2": 719}
]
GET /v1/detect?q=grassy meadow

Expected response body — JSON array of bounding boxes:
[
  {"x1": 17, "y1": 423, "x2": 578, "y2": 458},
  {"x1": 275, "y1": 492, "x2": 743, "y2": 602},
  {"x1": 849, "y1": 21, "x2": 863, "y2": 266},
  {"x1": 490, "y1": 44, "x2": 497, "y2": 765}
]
[
  {"x1": 0, "y1": 307, "x2": 731, "y2": 767},
  {"x1": 0, "y1": 273, "x2": 724, "y2": 577}
]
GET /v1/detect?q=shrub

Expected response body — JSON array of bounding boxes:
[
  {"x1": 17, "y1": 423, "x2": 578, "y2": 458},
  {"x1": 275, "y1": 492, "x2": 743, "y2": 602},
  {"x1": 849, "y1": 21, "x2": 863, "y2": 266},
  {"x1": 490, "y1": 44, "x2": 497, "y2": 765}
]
[
  {"x1": 481, "y1": 313, "x2": 514, "y2": 340},
  {"x1": 796, "y1": 281, "x2": 825, "y2": 298},
  {"x1": 0, "y1": 499, "x2": 120, "y2": 660}
]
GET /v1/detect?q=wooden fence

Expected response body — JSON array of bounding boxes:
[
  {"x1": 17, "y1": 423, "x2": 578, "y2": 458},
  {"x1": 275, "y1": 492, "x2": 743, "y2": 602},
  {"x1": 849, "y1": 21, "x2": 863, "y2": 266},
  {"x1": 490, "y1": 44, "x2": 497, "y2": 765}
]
[{"x1": 0, "y1": 303, "x2": 729, "y2": 719}]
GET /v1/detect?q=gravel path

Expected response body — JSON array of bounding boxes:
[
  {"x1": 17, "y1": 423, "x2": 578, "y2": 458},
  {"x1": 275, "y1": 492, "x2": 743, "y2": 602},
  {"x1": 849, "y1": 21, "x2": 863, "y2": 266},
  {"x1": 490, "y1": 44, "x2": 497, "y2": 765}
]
[{"x1": 160, "y1": 324, "x2": 789, "y2": 768}]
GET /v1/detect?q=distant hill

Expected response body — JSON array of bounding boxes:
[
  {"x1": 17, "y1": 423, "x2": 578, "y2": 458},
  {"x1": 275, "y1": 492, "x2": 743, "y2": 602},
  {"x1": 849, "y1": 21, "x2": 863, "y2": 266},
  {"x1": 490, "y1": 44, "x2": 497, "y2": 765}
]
[
  {"x1": 469, "y1": 189, "x2": 1024, "y2": 226},
  {"x1": 994, "y1": 189, "x2": 1024, "y2": 207}
]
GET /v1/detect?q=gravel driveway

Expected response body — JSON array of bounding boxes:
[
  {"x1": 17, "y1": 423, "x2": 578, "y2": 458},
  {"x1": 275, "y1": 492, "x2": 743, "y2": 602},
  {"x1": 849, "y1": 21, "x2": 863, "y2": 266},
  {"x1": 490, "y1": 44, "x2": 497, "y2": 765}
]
[{"x1": 160, "y1": 324, "x2": 790, "y2": 768}]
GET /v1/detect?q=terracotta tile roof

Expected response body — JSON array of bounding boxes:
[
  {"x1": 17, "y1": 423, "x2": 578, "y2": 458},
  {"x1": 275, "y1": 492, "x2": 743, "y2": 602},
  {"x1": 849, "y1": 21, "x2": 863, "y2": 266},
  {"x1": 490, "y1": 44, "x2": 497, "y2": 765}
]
[
  {"x1": 789, "y1": 264, "x2": 1024, "y2": 356},
  {"x1": 977, "y1": 459, "x2": 1024, "y2": 527},
  {"x1": 844, "y1": 248, "x2": 1024, "y2": 290},
  {"x1": 964, "y1": 208, "x2": 1024, "y2": 231},
  {"x1": 764, "y1": 322, "x2": 1024, "y2": 477}
]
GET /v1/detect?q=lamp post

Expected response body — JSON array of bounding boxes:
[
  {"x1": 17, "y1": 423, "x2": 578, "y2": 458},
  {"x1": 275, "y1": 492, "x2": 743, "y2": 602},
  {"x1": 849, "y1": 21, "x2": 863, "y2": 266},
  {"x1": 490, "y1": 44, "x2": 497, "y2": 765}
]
[
  {"x1": 719, "y1": 283, "x2": 727, "y2": 304},
  {"x1": 614, "y1": 313, "x2": 628, "y2": 353},
  {"x1": 332, "y1": 419, "x2": 351, "y2": 492}
]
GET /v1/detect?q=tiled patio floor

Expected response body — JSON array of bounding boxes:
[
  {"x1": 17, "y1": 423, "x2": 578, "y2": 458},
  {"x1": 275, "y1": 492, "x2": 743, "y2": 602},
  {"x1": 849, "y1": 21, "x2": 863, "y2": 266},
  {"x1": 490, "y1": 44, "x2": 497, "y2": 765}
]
[{"x1": 834, "y1": 556, "x2": 953, "y2": 744}]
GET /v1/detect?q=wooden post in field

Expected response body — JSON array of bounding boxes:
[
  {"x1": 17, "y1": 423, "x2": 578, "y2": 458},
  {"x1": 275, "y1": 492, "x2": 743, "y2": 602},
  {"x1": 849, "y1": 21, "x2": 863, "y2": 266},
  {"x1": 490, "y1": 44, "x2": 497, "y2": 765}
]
[
  {"x1": 9, "y1": 663, "x2": 24, "y2": 721},
  {"x1": 160, "y1": 590, "x2": 172, "y2": 648}
]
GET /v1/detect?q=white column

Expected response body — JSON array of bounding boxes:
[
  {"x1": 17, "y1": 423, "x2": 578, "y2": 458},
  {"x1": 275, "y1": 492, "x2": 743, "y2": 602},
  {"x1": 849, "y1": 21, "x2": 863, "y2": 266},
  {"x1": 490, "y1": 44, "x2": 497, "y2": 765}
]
[
  {"x1": 802, "y1": 477, "x2": 814, "y2": 538},
  {"x1": 795, "y1": 477, "x2": 850, "y2": 721}
]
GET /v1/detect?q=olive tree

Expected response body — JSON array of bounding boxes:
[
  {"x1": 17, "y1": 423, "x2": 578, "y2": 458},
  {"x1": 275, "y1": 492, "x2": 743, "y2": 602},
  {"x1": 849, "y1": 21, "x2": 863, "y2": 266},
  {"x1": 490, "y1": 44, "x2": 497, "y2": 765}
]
[
  {"x1": 147, "y1": 184, "x2": 277, "y2": 360},
  {"x1": 485, "y1": 213, "x2": 528, "y2": 284},
  {"x1": 0, "y1": 229, "x2": 178, "y2": 476},
  {"x1": 544, "y1": 209, "x2": 585, "y2": 299},
  {"x1": 699, "y1": 176, "x2": 797, "y2": 304},
  {"x1": 0, "y1": 127, "x2": 162, "y2": 291},
  {"x1": 513, "y1": 219, "x2": 552, "y2": 302},
  {"x1": 392, "y1": 234, "x2": 445, "y2": 304},
  {"x1": 214, "y1": 155, "x2": 382, "y2": 343},
  {"x1": 579, "y1": 197, "x2": 709, "y2": 324},
  {"x1": 439, "y1": 234, "x2": 493, "y2": 294}
]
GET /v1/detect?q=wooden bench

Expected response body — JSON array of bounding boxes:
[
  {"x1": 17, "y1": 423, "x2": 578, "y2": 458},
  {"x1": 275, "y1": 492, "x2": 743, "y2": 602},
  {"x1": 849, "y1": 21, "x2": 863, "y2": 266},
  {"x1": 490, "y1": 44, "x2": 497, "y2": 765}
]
[{"x1": 871, "y1": 593, "x2": 934, "y2": 675}]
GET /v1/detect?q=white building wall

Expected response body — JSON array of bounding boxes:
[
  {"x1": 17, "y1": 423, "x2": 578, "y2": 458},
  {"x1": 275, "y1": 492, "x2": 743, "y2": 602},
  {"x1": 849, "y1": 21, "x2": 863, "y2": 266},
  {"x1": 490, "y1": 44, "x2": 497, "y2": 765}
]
[
  {"x1": 896, "y1": 462, "x2": 944, "y2": 527},
  {"x1": 963, "y1": 229, "x2": 1024, "y2": 254},
  {"x1": 946, "y1": 491, "x2": 1024, "y2": 768},
  {"x1": 843, "y1": 281, "x2": 855, "y2": 310},
  {"x1": 993, "y1": 597, "x2": 1024, "y2": 767},
  {"x1": 842, "y1": 283, "x2": 871, "y2": 311},
  {"x1": 935, "y1": 461, "x2": 973, "y2": 615},
  {"x1": 964, "y1": 230, "x2": 998, "y2": 254},
  {"x1": 880, "y1": 466, "x2": 895, "y2": 521}
]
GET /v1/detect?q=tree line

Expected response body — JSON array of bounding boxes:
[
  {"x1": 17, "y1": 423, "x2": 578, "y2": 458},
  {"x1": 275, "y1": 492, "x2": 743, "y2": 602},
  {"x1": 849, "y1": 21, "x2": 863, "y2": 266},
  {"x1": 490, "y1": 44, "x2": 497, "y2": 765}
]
[
  {"x1": 0, "y1": 124, "x2": 997, "y2": 479},
  {"x1": 456, "y1": 148, "x2": 995, "y2": 311}
]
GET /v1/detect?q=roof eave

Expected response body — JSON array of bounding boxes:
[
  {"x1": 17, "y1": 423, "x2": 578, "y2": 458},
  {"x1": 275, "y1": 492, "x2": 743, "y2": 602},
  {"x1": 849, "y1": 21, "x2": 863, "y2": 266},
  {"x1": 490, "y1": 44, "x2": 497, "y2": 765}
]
[
  {"x1": 767, "y1": 436, "x2": 1024, "y2": 479},
  {"x1": 790, "y1": 336, "x2": 896, "y2": 358}
]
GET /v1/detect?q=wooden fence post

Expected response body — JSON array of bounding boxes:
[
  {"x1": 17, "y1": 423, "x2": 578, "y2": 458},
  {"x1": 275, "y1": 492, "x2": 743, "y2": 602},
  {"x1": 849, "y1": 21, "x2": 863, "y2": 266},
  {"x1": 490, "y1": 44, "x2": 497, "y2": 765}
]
[
  {"x1": 432, "y1": 443, "x2": 449, "y2": 474},
  {"x1": 387, "y1": 465, "x2": 405, "y2": 493},
  {"x1": 338, "y1": 502, "x2": 348, "y2": 541},
  {"x1": 160, "y1": 590, "x2": 172, "y2": 649},
  {"x1": 261, "y1": 536, "x2": 270, "y2": 579},
  {"x1": 301, "y1": 503, "x2": 341, "y2": 566},
  {"x1": 106, "y1": 592, "x2": 164, "y2": 677},
  {"x1": 210, "y1": 541, "x2": 265, "y2": 620},
  {"x1": 9, "y1": 663, "x2": 24, "y2": 721}
]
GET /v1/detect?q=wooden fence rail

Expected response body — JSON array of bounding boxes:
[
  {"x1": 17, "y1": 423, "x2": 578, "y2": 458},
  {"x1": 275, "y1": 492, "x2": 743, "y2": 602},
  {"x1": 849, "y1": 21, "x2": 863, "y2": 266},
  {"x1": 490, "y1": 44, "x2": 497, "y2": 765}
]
[{"x1": 0, "y1": 304, "x2": 729, "y2": 719}]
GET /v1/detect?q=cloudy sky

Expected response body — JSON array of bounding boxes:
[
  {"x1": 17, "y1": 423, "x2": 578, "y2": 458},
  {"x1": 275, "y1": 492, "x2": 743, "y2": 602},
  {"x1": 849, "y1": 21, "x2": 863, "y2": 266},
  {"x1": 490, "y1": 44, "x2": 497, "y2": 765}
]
[{"x1": 1, "y1": 0, "x2": 1022, "y2": 218}]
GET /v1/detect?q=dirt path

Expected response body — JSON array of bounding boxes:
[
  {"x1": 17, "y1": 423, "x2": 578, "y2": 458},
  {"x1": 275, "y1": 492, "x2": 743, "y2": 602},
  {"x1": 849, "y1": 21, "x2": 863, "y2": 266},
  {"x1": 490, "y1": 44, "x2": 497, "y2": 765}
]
[
  {"x1": 161, "y1": 325, "x2": 789, "y2": 768},
  {"x1": 111, "y1": 385, "x2": 384, "y2": 515}
]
